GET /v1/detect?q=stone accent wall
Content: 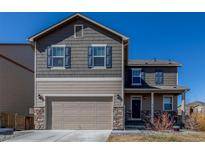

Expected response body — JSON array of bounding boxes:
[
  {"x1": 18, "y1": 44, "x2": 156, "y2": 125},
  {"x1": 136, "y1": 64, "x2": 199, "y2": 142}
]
[
  {"x1": 113, "y1": 107, "x2": 124, "y2": 130},
  {"x1": 34, "y1": 107, "x2": 45, "y2": 129}
]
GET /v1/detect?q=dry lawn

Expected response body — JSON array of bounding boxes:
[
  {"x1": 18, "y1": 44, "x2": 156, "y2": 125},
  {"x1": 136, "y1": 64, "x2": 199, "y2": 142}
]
[{"x1": 108, "y1": 131, "x2": 205, "y2": 142}]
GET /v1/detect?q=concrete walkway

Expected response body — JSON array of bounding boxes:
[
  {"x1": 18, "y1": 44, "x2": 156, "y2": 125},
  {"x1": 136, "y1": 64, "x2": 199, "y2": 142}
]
[{"x1": 5, "y1": 130, "x2": 111, "y2": 142}]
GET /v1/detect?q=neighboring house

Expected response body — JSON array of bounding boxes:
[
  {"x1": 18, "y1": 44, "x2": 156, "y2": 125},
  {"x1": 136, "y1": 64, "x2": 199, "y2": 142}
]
[
  {"x1": 178, "y1": 101, "x2": 205, "y2": 115},
  {"x1": 28, "y1": 13, "x2": 189, "y2": 130},
  {"x1": 0, "y1": 44, "x2": 34, "y2": 116}
]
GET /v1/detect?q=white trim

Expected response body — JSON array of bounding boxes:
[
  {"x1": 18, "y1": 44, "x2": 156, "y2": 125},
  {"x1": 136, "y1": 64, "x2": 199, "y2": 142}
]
[
  {"x1": 132, "y1": 68, "x2": 142, "y2": 86},
  {"x1": 163, "y1": 95, "x2": 174, "y2": 111},
  {"x1": 121, "y1": 41, "x2": 124, "y2": 102},
  {"x1": 29, "y1": 13, "x2": 128, "y2": 41},
  {"x1": 131, "y1": 95, "x2": 142, "y2": 120},
  {"x1": 51, "y1": 45, "x2": 66, "y2": 47},
  {"x1": 36, "y1": 77, "x2": 122, "y2": 82},
  {"x1": 44, "y1": 94, "x2": 114, "y2": 129},
  {"x1": 91, "y1": 44, "x2": 107, "y2": 47},
  {"x1": 74, "y1": 24, "x2": 83, "y2": 38},
  {"x1": 34, "y1": 42, "x2": 37, "y2": 107},
  {"x1": 91, "y1": 44, "x2": 107, "y2": 68},
  {"x1": 51, "y1": 67, "x2": 66, "y2": 70},
  {"x1": 91, "y1": 67, "x2": 106, "y2": 70},
  {"x1": 43, "y1": 94, "x2": 114, "y2": 97}
]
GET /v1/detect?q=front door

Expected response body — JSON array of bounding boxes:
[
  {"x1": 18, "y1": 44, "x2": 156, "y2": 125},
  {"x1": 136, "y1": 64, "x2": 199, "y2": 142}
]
[{"x1": 132, "y1": 97, "x2": 141, "y2": 119}]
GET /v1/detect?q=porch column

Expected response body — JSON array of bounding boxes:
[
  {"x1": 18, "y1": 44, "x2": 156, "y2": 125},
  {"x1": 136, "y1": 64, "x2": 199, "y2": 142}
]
[
  {"x1": 151, "y1": 92, "x2": 154, "y2": 123},
  {"x1": 181, "y1": 92, "x2": 186, "y2": 124}
]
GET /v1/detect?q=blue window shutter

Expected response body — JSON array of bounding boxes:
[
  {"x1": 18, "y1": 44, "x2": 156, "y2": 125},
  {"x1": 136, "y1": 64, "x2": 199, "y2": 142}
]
[
  {"x1": 47, "y1": 46, "x2": 52, "y2": 68},
  {"x1": 141, "y1": 71, "x2": 145, "y2": 84},
  {"x1": 65, "y1": 46, "x2": 71, "y2": 68},
  {"x1": 106, "y1": 46, "x2": 112, "y2": 68},
  {"x1": 88, "y1": 46, "x2": 93, "y2": 68}
]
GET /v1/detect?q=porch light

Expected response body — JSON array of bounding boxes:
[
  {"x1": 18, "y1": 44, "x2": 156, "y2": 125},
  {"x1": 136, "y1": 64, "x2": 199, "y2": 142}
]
[
  {"x1": 116, "y1": 94, "x2": 122, "y2": 101},
  {"x1": 38, "y1": 94, "x2": 44, "y2": 101}
]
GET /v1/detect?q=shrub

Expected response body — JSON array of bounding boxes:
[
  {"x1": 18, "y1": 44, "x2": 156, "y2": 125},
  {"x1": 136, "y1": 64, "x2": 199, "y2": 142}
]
[
  {"x1": 148, "y1": 112, "x2": 175, "y2": 131},
  {"x1": 185, "y1": 113, "x2": 205, "y2": 131}
]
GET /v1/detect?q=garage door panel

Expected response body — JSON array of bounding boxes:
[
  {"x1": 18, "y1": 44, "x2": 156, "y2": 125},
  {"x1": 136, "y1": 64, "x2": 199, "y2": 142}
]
[
  {"x1": 63, "y1": 124, "x2": 96, "y2": 130},
  {"x1": 96, "y1": 123, "x2": 112, "y2": 130},
  {"x1": 96, "y1": 103, "x2": 111, "y2": 108},
  {"x1": 52, "y1": 119, "x2": 63, "y2": 129},
  {"x1": 62, "y1": 110, "x2": 96, "y2": 116},
  {"x1": 47, "y1": 97, "x2": 113, "y2": 130},
  {"x1": 63, "y1": 102, "x2": 94, "y2": 108},
  {"x1": 63, "y1": 116, "x2": 96, "y2": 123},
  {"x1": 96, "y1": 116, "x2": 112, "y2": 122},
  {"x1": 97, "y1": 110, "x2": 112, "y2": 116}
]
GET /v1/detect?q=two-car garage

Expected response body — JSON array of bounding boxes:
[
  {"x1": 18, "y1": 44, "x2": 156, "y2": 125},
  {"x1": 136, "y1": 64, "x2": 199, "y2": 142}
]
[{"x1": 46, "y1": 96, "x2": 113, "y2": 130}]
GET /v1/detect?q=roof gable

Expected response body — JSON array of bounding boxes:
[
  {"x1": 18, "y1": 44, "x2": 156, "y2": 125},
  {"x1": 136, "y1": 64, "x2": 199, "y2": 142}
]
[{"x1": 29, "y1": 13, "x2": 128, "y2": 42}]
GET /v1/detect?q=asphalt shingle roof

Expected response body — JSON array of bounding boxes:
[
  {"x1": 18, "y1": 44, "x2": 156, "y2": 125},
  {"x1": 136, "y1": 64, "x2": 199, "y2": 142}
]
[{"x1": 128, "y1": 60, "x2": 182, "y2": 67}]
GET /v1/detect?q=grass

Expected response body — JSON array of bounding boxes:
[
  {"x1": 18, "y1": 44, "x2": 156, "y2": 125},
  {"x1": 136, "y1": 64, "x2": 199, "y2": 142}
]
[{"x1": 107, "y1": 131, "x2": 205, "y2": 142}]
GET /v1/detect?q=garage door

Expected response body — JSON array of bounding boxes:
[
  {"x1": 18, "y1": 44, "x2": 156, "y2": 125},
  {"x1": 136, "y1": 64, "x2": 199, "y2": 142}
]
[{"x1": 47, "y1": 97, "x2": 113, "y2": 130}]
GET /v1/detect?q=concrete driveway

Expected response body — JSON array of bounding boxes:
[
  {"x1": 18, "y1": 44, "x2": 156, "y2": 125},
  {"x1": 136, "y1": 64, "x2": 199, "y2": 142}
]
[{"x1": 5, "y1": 130, "x2": 111, "y2": 142}]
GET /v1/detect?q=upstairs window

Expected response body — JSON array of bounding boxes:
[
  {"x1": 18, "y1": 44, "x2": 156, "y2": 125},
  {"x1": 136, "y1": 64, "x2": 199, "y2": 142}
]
[
  {"x1": 74, "y1": 25, "x2": 83, "y2": 38},
  {"x1": 132, "y1": 68, "x2": 141, "y2": 85},
  {"x1": 88, "y1": 45, "x2": 112, "y2": 68},
  {"x1": 47, "y1": 45, "x2": 71, "y2": 68},
  {"x1": 93, "y1": 46, "x2": 106, "y2": 67},
  {"x1": 155, "y1": 70, "x2": 164, "y2": 85},
  {"x1": 163, "y1": 96, "x2": 173, "y2": 111},
  {"x1": 52, "y1": 46, "x2": 65, "y2": 67}
]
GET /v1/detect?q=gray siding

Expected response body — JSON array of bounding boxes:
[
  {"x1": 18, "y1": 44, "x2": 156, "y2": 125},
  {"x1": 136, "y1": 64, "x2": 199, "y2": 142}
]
[
  {"x1": 125, "y1": 66, "x2": 178, "y2": 88},
  {"x1": 0, "y1": 57, "x2": 34, "y2": 115},
  {"x1": 0, "y1": 45, "x2": 34, "y2": 71},
  {"x1": 36, "y1": 18, "x2": 122, "y2": 78},
  {"x1": 36, "y1": 80, "x2": 122, "y2": 107}
]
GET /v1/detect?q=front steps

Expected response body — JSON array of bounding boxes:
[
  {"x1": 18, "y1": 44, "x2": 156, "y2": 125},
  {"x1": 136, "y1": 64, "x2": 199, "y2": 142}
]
[{"x1": 125, "y1": 120, "x2": 146, "y2": 130}]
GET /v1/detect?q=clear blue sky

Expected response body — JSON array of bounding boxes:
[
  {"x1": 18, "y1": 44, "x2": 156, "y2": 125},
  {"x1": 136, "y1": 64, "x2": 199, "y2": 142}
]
[{"x1": 0, "y1": 12, "x2": 205, "y2": 103}]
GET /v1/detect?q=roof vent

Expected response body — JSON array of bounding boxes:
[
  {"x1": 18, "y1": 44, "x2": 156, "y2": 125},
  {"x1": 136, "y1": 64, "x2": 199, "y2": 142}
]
[
  {"x1": 154, "y1": 58, "x2": 157, "y2": 62},
  {"x1": 169, "y1": 59, "x2": 172, "y2": 64}
]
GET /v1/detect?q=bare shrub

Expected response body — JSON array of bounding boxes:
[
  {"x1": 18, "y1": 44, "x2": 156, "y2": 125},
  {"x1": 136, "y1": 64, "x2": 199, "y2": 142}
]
[
  {"x1": 185, "y1": 113, "x2": 205, "y2": 131},
  {"x1": 151, "y1": 112, "x2": 175, "y2": 131}
]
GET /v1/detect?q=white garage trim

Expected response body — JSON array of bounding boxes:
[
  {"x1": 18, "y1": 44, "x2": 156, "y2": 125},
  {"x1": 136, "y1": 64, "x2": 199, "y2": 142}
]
[
  {"x1": 44, "y1": 95, "x2": 114, "y2": 130},
  {"x1": 36, "y1": 77, "x2": 122, "y2": 82},
  {"x1": 43, "y1": 94, "x2": 114, "y2": 97}
]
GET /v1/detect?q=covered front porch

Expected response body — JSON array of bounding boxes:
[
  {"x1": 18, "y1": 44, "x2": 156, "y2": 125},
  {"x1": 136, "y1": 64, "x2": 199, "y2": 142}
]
[{"x1": 124, "y1": 86, "x2": 189, "y2": 129}]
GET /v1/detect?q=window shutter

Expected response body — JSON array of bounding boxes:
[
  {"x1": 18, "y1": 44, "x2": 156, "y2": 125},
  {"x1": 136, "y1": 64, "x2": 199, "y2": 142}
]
[
  {"x1": 106, "y1": 46, "x2": 112, "y2": 68},
  {"x1": 47, "y1": 46, "x2": 52, "y2": 68},
  {"x1": 88, "y1": 46, "x2": 93, "y2": 68},
  {"x1": 141, "y1": 71, "x2": 145, "y2": 84},
  {"x1": 65, "y1": 46, "x2": 71, "y2": 68},
  {"x1": 160, "y1": 72, "x2": 164, "y2": 84}
]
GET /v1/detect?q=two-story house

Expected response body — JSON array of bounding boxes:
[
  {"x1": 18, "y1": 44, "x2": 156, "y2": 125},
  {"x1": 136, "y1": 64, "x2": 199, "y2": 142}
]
[{"x1": 29, "y1": 13, "x2": 189, "y2": 130}]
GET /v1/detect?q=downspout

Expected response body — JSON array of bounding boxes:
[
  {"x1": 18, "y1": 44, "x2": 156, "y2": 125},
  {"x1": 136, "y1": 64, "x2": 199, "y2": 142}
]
[
  {"x1": 121, "y1": 39, "x2": 125, "y2": 130},
  {"x1": 34, "y1": 41, "x2": 37, "y2": 108}
]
